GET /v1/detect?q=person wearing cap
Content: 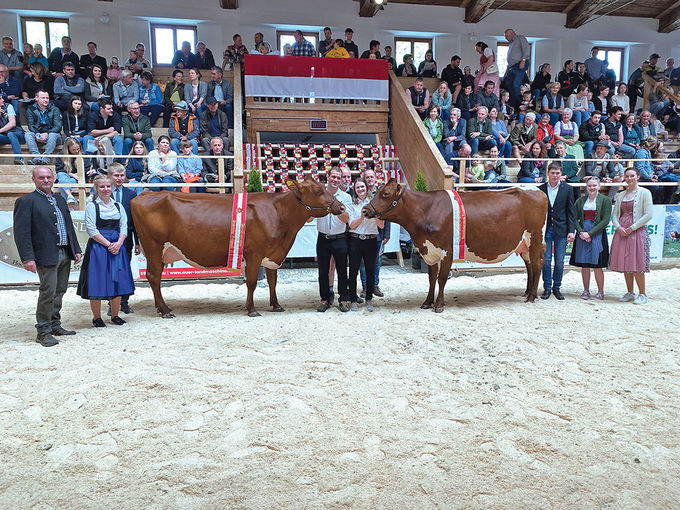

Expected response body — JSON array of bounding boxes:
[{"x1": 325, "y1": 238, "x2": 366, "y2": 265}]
[
  {"x1": 585, "y1": 140, "x2": 618, "y2": 181},
  {"x1": 343, "y1": 28, "x2": 358, "y2": 59},
  {"x1": 168, "y1": 100, "x2": 199, "y2": 154},
  {"x1": 199, "y1": 97, "x2": 229, "y2": 153}
]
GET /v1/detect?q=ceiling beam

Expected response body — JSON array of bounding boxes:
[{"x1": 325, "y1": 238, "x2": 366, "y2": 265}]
[
  {"x1": 219, "y1": 0, "x2": 238, "y2": 9},
  {"x1": 464, "y1": 0, "x2": 494, "y2": 23},
  {"x1": 565, "y1": 0, "x2": 605, "y2": 29},
  {"x1": 359, "y1": 0, "x2": 384, "y2": 17},
  {"x1": 658, "y1": 6, "x2": 680, "y2": 33}
]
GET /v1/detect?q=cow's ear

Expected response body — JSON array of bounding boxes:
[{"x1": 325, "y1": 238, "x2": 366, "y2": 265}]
[
  {"x1": 395, "y1": 183, "x2": 402, "y2": 195},
  {"x1": 286, "y1": 179, "x2": 297, "y2": 189}
]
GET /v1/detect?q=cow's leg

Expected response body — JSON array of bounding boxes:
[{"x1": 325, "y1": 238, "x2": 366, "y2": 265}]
[
  {"x1": 525, "y1": 235, "x2": 545, "y2": 303},
  {"x1": 266, "y1": 268, "x2": 284, "y2": 312},
  {"x1": 521, "y1": 255, "x2": 532, "y2": 298},
  {"x1": 145, "y1": 240, "x2": 174, "y2": 318},
  {"x1": 433, "y1": 258, "x2": 453, "y2": 313},
  {"x1": 420, "y1": 263, "x2": 437, "y2": 309},
  {"x1": 244, "y1": 259, "x2": 261, "y2": 317}
]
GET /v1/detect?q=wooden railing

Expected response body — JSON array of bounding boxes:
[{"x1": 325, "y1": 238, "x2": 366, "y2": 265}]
[
  {"x1": 232, "y1": 62, "x2": 244, "y2": 193},
  {"x1": 642, "y1": 74, "x2": 680, "y2": 111},
  {"x1": 388, "y1": 71, "x2": 453, "y2": 190}
]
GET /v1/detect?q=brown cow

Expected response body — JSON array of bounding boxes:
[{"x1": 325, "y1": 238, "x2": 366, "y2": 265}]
[
  {"x1": 131, "y1": 176, "x2": 345, "y2": 317},
  {"x1": 363, "y1": 179, "x2": 548, "y2": 312}
]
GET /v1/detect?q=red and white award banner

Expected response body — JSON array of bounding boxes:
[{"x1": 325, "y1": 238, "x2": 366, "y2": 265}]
[{"x1": 244, "y1": 54, "x2": 389, "y2": 101}]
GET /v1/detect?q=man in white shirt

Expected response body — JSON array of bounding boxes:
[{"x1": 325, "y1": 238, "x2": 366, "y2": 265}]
[{"x1": 316, "y1": 167, "x2": 352, "y2": 312}]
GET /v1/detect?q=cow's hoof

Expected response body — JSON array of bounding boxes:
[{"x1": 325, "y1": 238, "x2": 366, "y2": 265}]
[
  {"x1": 248, "y1": 311, "x2": 262, "y2": 317},
  {"x1": 161, "y1": 312, "x2": 175, "y2": 319},
  {"x1": 525, "y1": 296, "x2": 536, "y2": 303},
  {"x1": 420, "y1": 303, "x2": 433, "y2": 309},
  {"x1": 272, "y1": 307, "x2": 285, "y2": 312},
  {"x1": 434, "y1": 307, "x2": 444, "y2": 313},
  {"x1": 523, "y1": 290, "x2": 530, "y2": 297}
]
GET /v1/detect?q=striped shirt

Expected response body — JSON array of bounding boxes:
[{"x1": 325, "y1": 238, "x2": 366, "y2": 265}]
[{"x1": 36, "y1": 189, "x2": 68, "y2": 245}]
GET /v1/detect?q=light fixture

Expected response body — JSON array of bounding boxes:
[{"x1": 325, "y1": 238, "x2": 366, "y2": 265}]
[
  {"x1": 375, "y1": 0, "x2": 384, "y2": 4},
  {"x1": 99, "y1": 12, "x2": 110, "y2": 24}
]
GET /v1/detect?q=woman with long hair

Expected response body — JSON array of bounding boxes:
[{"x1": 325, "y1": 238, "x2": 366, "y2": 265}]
[
  {"x1": 567, "y1": 84, "x2": 590, "y2": 126},
  {"x1": 77, "y1": 175, "x2": 135, "y2": 326},
  {"x1": 22, "y1": 42, "x2": 33, "y2": 77},
  {"x1": 84, "y1": 64, "x2": 109, "y2": 112},
  {"x1": 611, "y1": 82, "x2": 630, "y2": 114},
  {"x1": 62, "y1": 96, "x2": 88, "y2": 142},
  {"x1": 431, "y1": 81, "x2": 452, "y2": 123},
  {"x1": 488, "y1": 106, "x2": 512, "y2": 160},
  {"x1": 148, "y1": 135, "x2": 179, "y2": 191},
  {"x1": 125, "y1": 140, "x2": 148, "y2": 195},
  {"x1": 530, "y1": 63, "x2": 551, "y2": 104},
  {"x1": 184, "y1": 68, "x2": 207, "y2": 117},
  {"x1": 55, "y1": 137, "x2": 90, "y2": 206},
  {"x1": 517, "y1": 141, "x2": 548, "y2": 183},
  {"x1": 418, "y1": 49, "x2": 437, "y2": 78},
  {"x1": 22, "y1": 61, "x2": 53, "y2": 99},
  {"x1": 455, "y1": 84, "x2": 475, "y2": 120},
  {"x1": 473, "y1": 41, "x2": 499, "y2": 93}
]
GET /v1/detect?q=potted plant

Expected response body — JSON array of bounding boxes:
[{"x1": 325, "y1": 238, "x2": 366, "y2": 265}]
[{"x1": 411, "y1": 171, "x2": 428, "y2": 270}]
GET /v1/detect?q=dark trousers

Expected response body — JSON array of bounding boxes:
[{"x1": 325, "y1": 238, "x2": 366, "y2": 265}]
[
  {"x1": 317, "y1": 235, "x2": 348, "y2": 303},
  {"x1": 121, "y1": 237, "x2": 134, "y2": 307},
  {"x1": 349, "y1": 237, "x2": 376, "y2": 302},
  {"x1": 35, "y1": 247, "x2": 71, "y2": 335}
]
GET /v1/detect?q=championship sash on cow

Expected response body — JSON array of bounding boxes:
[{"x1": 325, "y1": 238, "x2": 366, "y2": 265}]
[
  {"x1": 227, "y1": 193, "x2": 248, "y2": 271},
  {"x1": 446, "y1": 190, "x2": 466, "y2": 263}
]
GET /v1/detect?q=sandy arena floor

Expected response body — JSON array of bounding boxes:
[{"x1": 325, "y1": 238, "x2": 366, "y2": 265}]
[{"x1": 1, "y1": 266, "x2": 679, "y2": 509}]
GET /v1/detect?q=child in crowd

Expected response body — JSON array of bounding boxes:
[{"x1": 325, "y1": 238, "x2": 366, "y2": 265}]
[
  {"x1": 516, "y1": 90, "x2": 535, "y2": 124},
  {"x1": 55, "y1": 137, "x2": 90, "y2": 206},
  {"x1": 176, "y1": 140, "x2": 204, "y2": 193},
  {"x1": 469, "y1": 153, "x2": 485, "y2": 181},
  {"x1": 126, "y1": 140, "x2": 148, "y2": 195},
  {"x1": 107, "y1": 57, "x2": 121, "y2": 82},
  {"x1": 499, "y1": 90, "x2": 512, "y2": 122},
  {"x1": 483, "y1": 160, "x2": 498, "y2": 183}
]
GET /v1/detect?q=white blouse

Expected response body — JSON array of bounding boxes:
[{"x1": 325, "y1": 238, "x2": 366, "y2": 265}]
[
  {"x1": 348, "y1": 197, "x2": 378, "y2": 236},
  {"x1": 85, "y1": 196, "x2": 128, "y2": 238},
  {"x1": 148, "y1": 149, "x2": 178, "y2": 177}
]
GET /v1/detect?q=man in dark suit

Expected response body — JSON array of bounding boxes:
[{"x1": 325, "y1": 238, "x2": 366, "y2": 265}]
[
  {"x1": 13, "y1": 166, "x2": 82, "y2": 347},
  {"x1": 539, "y1": 162, "x2": 576, "y2": 300},
  {"x1": 108, "y1": 164, "x2": 139, "y2": 314}
]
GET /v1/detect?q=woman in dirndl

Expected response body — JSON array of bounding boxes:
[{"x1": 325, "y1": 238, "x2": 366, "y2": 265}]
[
  {"x1": 570, "y1": 176, "x2": 612, "y2": 300},
  {"x1": 77, "y1": 175, "x2": 135, "y2": 326}
]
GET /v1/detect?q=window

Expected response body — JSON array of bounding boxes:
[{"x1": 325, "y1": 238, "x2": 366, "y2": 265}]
[
  {"x1": 21, "y1": 17, "x2": 69, "y2": 54},
  {"x1": 394, "y1": 37, "x2": 433, "y2": 70},
  {"x1": 151, "y1": 24, "x2": 197, "y2": 66},
  {"x1": 276, "y1": 31, "x2": 318, "y2": 56},
  {"x1": 596, "y1": 47, "x2": 624, "y2": 83}
]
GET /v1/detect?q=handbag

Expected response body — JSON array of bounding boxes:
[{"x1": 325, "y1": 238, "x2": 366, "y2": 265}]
[{"x1": 485, "y1": 63, "x2": 499, "y2": 74}]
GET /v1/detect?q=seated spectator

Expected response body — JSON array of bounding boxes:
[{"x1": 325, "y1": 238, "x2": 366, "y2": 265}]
[
  {"x1": 557, "y1": 60, "x2": 575, "y2": 98},
  {"x1": 468, "y1": 153, "x2": 485, "y2": 183},
  {"x1": 474, "y1": 80, "x2": 501, "y2": 112},
  {"x1": 382, "y1": 45, "x2": 396, "y2": 71},
  {"x1": 22, "y1": 61, "x2": 53, "y2": 99},
  {"x1": 553, "y1": 141, "x2": 579, "y2": 185},
  {"x1": 343, "y1": 28, "x2": 358, "y2": 59},
  {"x1": 517, "y1": 141, "x2": 547, "y2": 183},
  {"x1": 107, "y1": 57, "x2": 122, "y2": 82},
  {"x1": 52, "y1": 62, "x2": 85, "y2": 113},
  {"x1": 509, "y1": 112, "x2": 538, "y2": 161},
  {"x1": 83, "y1": 64, "x2": 109, "y2": 112},
  {"x1": 584, "y1": 140, "x2": 617, "y2": 181},
  {"x1": 441, "y1": 56, "x2": 463, "y2": 103},
  {"x1": 542, "y1": 82, "x2": 565, "y2": 126},
  {"x1": 567, "y1": 84, "x2": 590, "y2": 126},
  {"x1": 537, "y1": 113, "x2": 555, "y2": 153},
  {"x1": 25, "y1": 90, "x2": 62, "y2": 164},
  {"x1": 200, "y1": 97, "x2": 229, "y2": 152},
  {"x1": 0, "y1": 93, "x2": 25, "y2": 165},
  {"x1": 168, "y1": 100, "x2": 199, "y2": 154},
  {"x1": 148, "y1": 135, "x2": 179, "y2": 191},
  {"x1": 112, "y1": 70, "x2": 139, "y2": 113},
  {"x1": 592, "y1": 85, "x2": 610, "y2": 114},
  {"x1": 488, "y1": 106, "x2": 511, "y2": 159},
  {"x1": 47, "y1": 36, "x2": 79, "y2": 77},
  {"x1": 28, "y1": 43, "x2": 49, "y2": 69},
  {"x1": 319, "y1": 28, "x2": 334, "y2": 57},
  {"x1": 0, "y1": 64, "x2": 22, "y2": 123},
  {"x1": 499, "y1": 89, "x2": 512, "y2": 121},
  {"x1": 431, "y1": 81, "x2": 452, "y2": 123},
  {"x1": 1, "y1": 36, "x2": 25, "y2": 80},
  {"x1": 554, "y1": 109, "x2": 584, "y2": 161},
  {"x1": 163, "y1": 69, "x2": 185, "y2": 128},
  {"x1": 651, "y1": 141, "x2": 679, "y2": 203},
  {"x1": 448, "y1": 142, "x2": 472, "y2": 182},
  {"x1": 466, "y1": 106, "x2": 496, "y2": 154},
  {"x1": 423, "y1": 105, "x2": 445, "y2": 157},
  {"x1": 442, "y1": 107, "x2": 467, "y2": 157},
  {"x1": 84, "y1": 98, "x2": 123, "y2": 156},
  {"x1": 634, "y1": 137, "x2": 661, "y2": 200},
  {"x1": 579, "y1": 110, "x2": 608, "y2": 155},
  {"x1": 486, "y1": 145, "x2": 509, "y2": 183},
  {"x1": 456, "y1": 84, "x2": 475, "y2": 120},
  {"x1": 206, "y1": 66, "x2": 234, "y2": 127},
  {"x1": 128, "y1": 43, "x2": 151, "y2": 77},
  {"x1": 223, "y1": 34, "x2": 249, "y2": 70},
  {"x1": 125, "y1": 140, "x2": 148, "y2": 194},
  {"x1": 291, "y1": 30, "x2": 316, "y2": 57},
  {"x1": 172, "y1": 41, "x2": 196, "y2": 70},
  {"x1": 22, "y1": 43, "x2": 33, "y2": 78},
  {"x1": 571, "y1": 62, "x2": 590, "y2": 93},
  {"x1": 406, "y1": 77, "x2": 430, "y2": 120},
  {"x1": 654, "y1": 112, "x2": 671, "y2": 140},
  {"x1": 325, "y1": 40, "x2": 349, "y2": 59},
  {"x1": 418, "y1": 49, "x2": 437, "y2": 78},
  {"x1": 670, "y1": 64, "x2": 680, "y2": 87},
  {"x1": 176, "y1": 140, "x2": 205, "y2": 193},
  {"x1": 138, "y1": 71, "x2": 163, "y2": 126},
  {"x1": 122, "y1": 101, "x2": 154, "y2": 154},
  {"x1": 360, "y1": 40, "x2": 381, "y2": 60},
  {"x1": 611, "y1": 83, "x2": 630, "y2": 113},
  {"x1": 634, "y1": 110, "x2": 656, "y2": 142},
  {"x1": 530, "y1": 63, "x2": 551, "y2": 103},
  {"x1": 91, "y1": 136, "x2": 116, "y2": 177},
  {"x1": 79, "y1": 41, "x2": 107, "y2": 79},
  {"x1": 184, "y1": 68, "x2": 207, "y2": 117},
  {"x1": 202, "y1": 136, "x2": 233, "y2": 184},
  {"x1": 62, "y1": 96, "x2": 88, "y2": 143},
  {"x1": 396, "y1": 54, "x2": 417, "y2": 77},
  {"x1": 461, "y1": 66, "x2": 475, "y2": 90},
  {"x1": 195, "y1": 42, "x2": 215, "y2": 70},
  {"x1": 55, "y1": 137, "x2": 90, "y2": 204},
  {"x1": 123, "y1": 49, "x2": 144, "y2": 80},
  {"x1": 622, "y1": 113, "x2": 641, "y2": 151},
  {"x1": 604, "y1": 106, "x2": 634, "y2": 157},
  {"x1": 515, "y1": 89, "x2": 535, "y2": 124}
]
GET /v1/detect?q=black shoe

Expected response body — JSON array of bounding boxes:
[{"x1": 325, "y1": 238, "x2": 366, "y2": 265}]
[
  {"x1": 317, "y1": 301, "x2": 330, "y2": 312},
  {"x1": 328, "y1": 294, "x2": 335, "y2": 305},
  {"x1": 52, "y1": 327, "x2": 76, "y2": 336},
  {"x1": 120, "y1": 304, "x2": 134, "y2": 314},
  {"x1": 111, "y1": 316, "x2": 127, "y2": 325},
  {"x1": 373, "y1": 286, "x2": 384, "y2": 298},
  {"x1": 360, "y1": 289, "x2": 366, "y2": 299},
  {"x1": 553, "y1": 289, "x2": 565, "y2": 300},
  {"x1": 338, "y1": 301, "x2": 350, "y2": 312},
  {"x1": 93, "y1": 318, "x2": 107, "y2": 327},
  {"x1": 36, "y1": 334, "x2": 58, "y2": 347},
  {"x1": 356, "y1": 296, "x2": 364, "y2": 304},
  {"x1": 540, "y1": 289, "x2": 551, "y2": 300}
]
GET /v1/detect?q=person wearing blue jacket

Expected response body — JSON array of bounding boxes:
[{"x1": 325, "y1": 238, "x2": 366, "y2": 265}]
[{"x1": 138, "y1": 71, "x2": 163, "y2": 126}]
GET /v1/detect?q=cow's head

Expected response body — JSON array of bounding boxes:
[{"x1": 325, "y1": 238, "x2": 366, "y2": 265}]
[
  {"x1": 363, "y1": 179, "x2": 404, "y2": 219},
  {"x1": 287, "y1": 176, "x2": 346, "y2": 217}
]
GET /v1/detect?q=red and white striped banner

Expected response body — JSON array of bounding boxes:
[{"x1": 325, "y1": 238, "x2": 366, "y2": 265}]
[
  {"x1": 227, "y1": 193, "x2": 248, "y2": 271},
  {"x1": 244, "y1": 55, "x2": 388, "y2": 100},
  {"x1": 446, "y1": 190, "x2": 466, "y2": 263}
]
